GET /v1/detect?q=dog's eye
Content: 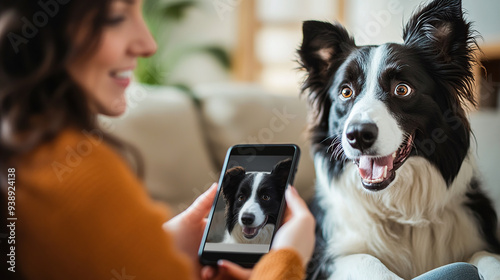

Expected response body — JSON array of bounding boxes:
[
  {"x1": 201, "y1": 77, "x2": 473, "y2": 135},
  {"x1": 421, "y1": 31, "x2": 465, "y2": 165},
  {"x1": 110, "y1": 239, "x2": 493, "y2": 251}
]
[
  {"x1": 394, "y1": 84, "x2": 412, "y2": 96},
  {"x1": 261, "y1": 194, "x2": 270, "y2": 201},
  {"x1": 341, "y1": 86, "x2": 353, "y2": 99},
  {"x1": 237, "y1": 195, "x2": 245, "y2": 202}
]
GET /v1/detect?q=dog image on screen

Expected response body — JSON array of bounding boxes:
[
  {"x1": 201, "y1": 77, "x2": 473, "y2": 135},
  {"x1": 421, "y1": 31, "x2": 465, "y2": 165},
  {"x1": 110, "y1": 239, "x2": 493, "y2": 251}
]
[{"x1": 221, "y1": 158, "x2": 291, "y2": 244}]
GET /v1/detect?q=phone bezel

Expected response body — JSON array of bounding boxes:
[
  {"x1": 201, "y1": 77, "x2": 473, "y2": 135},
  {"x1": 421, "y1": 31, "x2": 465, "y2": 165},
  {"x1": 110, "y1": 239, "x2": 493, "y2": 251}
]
[{"x1": 198, "y1": 144, "x2": 300, "y2": 268}]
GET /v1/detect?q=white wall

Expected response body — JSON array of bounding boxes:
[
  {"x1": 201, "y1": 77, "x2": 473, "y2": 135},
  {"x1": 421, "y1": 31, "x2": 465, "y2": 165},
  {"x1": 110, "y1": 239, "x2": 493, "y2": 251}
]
[
  {"x1": 345, "y1": 0, "x2": 500, "y2": 46},
  {"x1": 158, "y1": 1, "x2": 239, "y2": 86},
  {"x1": 158, "y1": 0, "x2": 500, "y2": 87},
  {"x1": 463, "y1": 0, "x2": 500, "y2": 45}
]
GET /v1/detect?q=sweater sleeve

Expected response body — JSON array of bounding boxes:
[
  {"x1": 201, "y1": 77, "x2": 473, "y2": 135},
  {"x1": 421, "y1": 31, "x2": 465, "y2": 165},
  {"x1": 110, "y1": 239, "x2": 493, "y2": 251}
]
[
  {"x1": 17, "y1": 130, "x2": 193, "y2": 280},
  {"x1": 251, "y1": 249, "x2": 305, "y2": 280}
]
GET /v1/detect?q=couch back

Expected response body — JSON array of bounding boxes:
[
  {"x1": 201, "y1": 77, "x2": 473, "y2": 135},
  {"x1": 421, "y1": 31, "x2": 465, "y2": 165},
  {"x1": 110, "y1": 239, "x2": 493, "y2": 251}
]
[{"x1": 102, "y1": 83, "x2": 316, "y2": 213}]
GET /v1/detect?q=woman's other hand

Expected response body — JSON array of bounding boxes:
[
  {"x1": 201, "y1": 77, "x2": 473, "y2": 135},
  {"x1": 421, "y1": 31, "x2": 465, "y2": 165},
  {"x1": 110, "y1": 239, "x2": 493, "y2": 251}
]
[
  {"x1": 163, "y1": 183, "x2": 218, "y2": 278},
  {"x1": 201, "y1": 260, "x2": 252, "y2": 280},
  {"x1": 271, "y1": 186, "x2": 316, "y2": 267},
  {"x1": 201, "y1": 185, "x2": 315, "y2": 280}
]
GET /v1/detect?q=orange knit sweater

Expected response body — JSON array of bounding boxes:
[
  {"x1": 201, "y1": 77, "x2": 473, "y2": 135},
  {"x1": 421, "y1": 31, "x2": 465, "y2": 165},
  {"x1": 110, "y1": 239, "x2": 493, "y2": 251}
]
[{"x1": 14, "y1": 129, "x2": 304, "y2": 279}]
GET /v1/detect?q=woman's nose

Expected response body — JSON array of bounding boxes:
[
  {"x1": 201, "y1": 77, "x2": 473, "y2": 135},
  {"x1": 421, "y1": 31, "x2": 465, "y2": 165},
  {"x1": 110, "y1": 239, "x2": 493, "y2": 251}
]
[{"x1": 130, "y1": 17, "x2": 157, "y2": 58}]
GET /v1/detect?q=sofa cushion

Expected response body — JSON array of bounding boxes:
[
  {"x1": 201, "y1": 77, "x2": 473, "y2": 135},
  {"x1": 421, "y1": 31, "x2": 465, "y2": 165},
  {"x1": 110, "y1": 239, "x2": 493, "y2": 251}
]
[
  {"x1": 194, "y1": 83, "x2": 316, "y2": 201},
  {"x1": 100, "y1": 83, "x2": 217, "y2": 213}
]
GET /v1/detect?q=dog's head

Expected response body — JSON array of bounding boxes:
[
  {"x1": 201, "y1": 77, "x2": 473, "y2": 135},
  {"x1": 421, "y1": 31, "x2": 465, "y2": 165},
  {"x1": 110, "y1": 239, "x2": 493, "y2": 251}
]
[
  {"x1": 222, "y1": 159, "x2": 291, "y2": 239},
  {"x1": 299, "y1": 0, "x2": 476, "y2": 191}
]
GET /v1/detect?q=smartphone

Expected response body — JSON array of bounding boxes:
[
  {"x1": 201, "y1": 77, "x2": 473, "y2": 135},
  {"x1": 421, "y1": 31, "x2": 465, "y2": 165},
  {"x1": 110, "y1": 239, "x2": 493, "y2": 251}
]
[{"x1": 198, "y1": 144, "x2": 300, "y2": 267}]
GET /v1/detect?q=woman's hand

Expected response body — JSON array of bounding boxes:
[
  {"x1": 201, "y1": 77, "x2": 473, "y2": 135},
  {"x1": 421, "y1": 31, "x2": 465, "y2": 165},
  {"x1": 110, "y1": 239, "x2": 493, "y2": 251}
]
[
  {"x1": 163, "y1": 183, "x2": 218, "y2": 279},
  {"x1": 201, "y1": 260, "x2": 252, "y2": 280},
  {"x1": 271, "y1": 186, "x2": 316, "y2": 267},
  {"x1": 201, "y1": 186, "x2": 315, "y2": 280}
]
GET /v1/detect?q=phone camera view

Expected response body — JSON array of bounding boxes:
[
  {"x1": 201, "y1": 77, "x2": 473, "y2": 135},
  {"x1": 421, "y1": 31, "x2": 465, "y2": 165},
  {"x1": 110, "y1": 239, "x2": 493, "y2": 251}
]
[{"x1": 204, "y1": 155, "x2": 293, "y2": 253}]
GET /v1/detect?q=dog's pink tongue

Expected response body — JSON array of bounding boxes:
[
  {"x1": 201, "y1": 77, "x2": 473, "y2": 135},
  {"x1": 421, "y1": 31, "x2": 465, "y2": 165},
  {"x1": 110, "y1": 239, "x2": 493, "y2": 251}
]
[
  {"x1": 358, "y1": 155, "x2": 394, "y2": 180},
  {"x1": 243, "y1": 227, "x2": 257, "y2": 236}
]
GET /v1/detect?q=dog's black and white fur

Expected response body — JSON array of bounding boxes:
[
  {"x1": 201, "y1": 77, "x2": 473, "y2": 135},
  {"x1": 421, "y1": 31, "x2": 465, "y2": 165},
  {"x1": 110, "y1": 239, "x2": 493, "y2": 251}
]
[
  {"x1": 222, "y1": 159, "x2": 291, "y2": 244},
  {"x1": 298, "y1": 0, "x2": 500, "y2": 279}
]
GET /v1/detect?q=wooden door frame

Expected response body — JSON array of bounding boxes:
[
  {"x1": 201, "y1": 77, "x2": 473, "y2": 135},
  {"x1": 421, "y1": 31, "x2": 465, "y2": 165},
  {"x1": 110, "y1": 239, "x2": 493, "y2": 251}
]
[{"x1": 232, "y1": 0, "x2": 346, "y2": 82}]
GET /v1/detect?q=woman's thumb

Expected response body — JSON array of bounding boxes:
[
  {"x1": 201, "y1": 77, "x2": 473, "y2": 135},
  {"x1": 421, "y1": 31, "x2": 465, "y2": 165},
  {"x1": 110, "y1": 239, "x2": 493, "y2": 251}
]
[
  {"x1": 217, "y1": 260, "x2": 252, "y2": 279},
  {"x1": 185, "y1": 183, "x2": 217, "y2": 219},
  {"x1": 285, "y1": 186, "x2": 308, "y2": 213}
]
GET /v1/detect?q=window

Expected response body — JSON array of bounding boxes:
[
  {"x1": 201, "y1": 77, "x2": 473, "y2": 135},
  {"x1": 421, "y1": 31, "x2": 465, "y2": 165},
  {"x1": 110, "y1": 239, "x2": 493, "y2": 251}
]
[{"x1": 234, "y1": 0, "x2": 343, "y2": 95}]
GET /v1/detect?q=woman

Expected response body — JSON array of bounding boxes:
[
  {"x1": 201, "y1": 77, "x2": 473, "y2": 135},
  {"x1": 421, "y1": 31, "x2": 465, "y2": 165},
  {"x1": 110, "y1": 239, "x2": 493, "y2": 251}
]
[{"x1": 0, "y1": 0, "x2": 315, "y2": 279}]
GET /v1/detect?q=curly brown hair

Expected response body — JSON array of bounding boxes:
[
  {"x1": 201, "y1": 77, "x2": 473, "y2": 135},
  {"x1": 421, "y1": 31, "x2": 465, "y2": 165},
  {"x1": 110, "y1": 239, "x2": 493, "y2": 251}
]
[
  {"x1": 0, "y1": 0, "x2": 145, "y2": 179},
  {"x1": 0, "y1": 0, "x2": 109, "y2": 163}
]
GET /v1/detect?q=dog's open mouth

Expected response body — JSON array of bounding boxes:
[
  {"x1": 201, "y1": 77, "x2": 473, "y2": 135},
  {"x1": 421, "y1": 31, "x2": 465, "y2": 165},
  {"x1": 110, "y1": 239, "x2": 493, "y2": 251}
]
[
  {"x1": 242, "y1": 216, "x2": 268, "y2": 239},
  {"x1": 354, "y1": 134, "x2": 414, "y2": 191}
]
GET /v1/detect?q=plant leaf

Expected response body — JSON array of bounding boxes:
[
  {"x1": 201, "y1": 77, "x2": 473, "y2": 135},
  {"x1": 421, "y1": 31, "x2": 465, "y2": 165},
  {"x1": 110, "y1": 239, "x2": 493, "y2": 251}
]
[
  {"x1": 162, "y1": 1, "x2": 197, "y2": 20},
  {"x1": 200, "y1": 46, "x2": 231, "y2": 69}
]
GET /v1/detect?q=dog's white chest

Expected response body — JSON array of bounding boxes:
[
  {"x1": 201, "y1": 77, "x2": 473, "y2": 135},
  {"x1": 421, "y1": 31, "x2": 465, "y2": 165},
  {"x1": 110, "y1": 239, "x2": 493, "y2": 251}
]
[{"x1": 316, "y1": 156, "x2": 486, "y2": 279}]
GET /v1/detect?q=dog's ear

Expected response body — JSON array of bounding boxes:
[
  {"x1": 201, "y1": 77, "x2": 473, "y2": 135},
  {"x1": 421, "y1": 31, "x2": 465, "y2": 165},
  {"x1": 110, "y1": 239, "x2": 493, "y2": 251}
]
[
  {"x1": 298, "y1": 21, "x2": 355, "y2": 83},
  {"x1": 271, "y1": 158, "x2": 293, "y2": 189},
  {"x1": 298, "y1": 21, "x2": 356, "y2": 137},
  {"x1": 403, "y1": 0, "x2": 477, "y2": 106},
  {"x1": 222, "y1": 166, "x2": 245, "y2": 201}
]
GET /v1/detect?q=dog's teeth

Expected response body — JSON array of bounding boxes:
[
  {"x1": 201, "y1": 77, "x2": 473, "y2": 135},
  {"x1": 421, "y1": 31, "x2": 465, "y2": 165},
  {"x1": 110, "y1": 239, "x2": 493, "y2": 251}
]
[
  {"x1": 383, "y1": 166, "x2": 388, "y2": 178},
  {"x1": 392, "y1": 152, "x2": 397, "y2": 159},
  {"x1": 364, "y1": 177, "x2": 384, "y2": 184}
]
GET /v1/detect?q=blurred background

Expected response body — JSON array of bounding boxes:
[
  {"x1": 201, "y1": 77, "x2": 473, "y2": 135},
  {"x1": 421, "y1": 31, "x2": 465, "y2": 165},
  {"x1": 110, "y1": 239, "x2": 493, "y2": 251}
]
[
  {"x1": 136, "y1": 0, "x2": 500, "y2": 107},
  {"x1": 116, "y1": 0, "x2": 499, "y2": 214}
]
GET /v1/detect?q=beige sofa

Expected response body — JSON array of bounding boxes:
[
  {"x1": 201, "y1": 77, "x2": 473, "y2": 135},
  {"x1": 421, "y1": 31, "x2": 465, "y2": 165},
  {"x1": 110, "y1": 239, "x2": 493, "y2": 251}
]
[
  {"x1": 100, "y1": 82, "x2": 500, "y2": 228},
  {"x1": 101, "y1": 82, "x2": 316, "y2": 213}
]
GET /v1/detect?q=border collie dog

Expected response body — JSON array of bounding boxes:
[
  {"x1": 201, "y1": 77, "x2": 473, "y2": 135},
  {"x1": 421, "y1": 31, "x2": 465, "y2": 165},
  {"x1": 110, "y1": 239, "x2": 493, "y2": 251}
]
[
  {"x1": 222, "y1": 159, "x2": 291, "y2": 244},
  {"x1": 298, "y1": 0, "x2": 500, "y2": 279}
]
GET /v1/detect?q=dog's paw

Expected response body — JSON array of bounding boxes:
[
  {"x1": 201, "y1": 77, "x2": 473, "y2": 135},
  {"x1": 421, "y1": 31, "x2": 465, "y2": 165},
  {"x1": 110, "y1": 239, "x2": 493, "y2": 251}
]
[
  {"x1": 330, "y1": 254, "x2": 404, "y2": 280},
  {"x1": 469, "y1": 251, "x2": 500, "y2": 280}
]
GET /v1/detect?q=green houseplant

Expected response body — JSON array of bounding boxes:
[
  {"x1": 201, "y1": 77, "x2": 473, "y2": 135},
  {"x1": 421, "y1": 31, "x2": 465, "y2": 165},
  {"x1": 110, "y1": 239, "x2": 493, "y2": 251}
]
[{"x1": 136, "y1": 0, "x2": 231, "y2": 92}]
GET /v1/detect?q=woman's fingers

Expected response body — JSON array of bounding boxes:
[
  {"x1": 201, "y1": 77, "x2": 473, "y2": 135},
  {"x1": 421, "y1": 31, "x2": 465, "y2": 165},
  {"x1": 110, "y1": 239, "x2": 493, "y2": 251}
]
[
  {"x1": 285, "y1": 186, "x2": 310, "y2": 215},
  {"x1": 280, "y1": 186, "x2": 298, "y2": 225},
  {"x1": 217, "y1": 260, "x2": 252, "y2": 279},
  {"x1": 185, "y1": 183, "x2": 218, "y2": 221},
  {"x1": 271, "y1": 187, "x2": 316, "y2": 266},
  {"x1": 201, "y1": 261, "x2": 252, "y2": 280},
  {"x1": 201, "y1": 266, "x2": 216, "y2": 280}
]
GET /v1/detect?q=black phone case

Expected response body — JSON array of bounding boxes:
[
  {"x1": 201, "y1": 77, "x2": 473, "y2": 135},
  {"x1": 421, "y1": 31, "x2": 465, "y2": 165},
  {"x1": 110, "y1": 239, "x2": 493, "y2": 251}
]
[{"x1": 198, "y1": 144, "x2": 300, "y2": 267}]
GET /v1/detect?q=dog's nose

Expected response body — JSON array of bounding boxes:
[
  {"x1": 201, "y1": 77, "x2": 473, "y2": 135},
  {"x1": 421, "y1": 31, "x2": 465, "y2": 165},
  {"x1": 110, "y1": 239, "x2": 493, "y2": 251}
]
[
  {"x1": 346, "y1": 122, "x2": 378, "y2": 151},
  {"x1": 241, "y1": 213, "x2": 255, "y2": 225}
]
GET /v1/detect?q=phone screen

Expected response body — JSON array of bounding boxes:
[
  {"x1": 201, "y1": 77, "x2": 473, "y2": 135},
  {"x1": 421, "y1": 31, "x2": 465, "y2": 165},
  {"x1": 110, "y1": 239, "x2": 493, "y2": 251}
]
[{"x1": 199, "y1": 145, "x2": 300, "y2": 266}]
